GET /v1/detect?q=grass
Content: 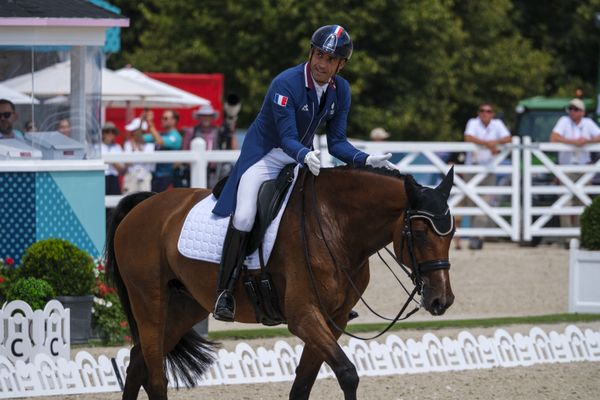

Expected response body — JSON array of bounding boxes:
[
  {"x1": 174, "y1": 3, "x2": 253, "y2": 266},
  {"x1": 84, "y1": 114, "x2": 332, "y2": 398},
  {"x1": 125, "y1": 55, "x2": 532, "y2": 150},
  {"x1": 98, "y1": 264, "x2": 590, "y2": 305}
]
[{"x1": 207, "y1": 313, "x2": 600, "y2": 341}]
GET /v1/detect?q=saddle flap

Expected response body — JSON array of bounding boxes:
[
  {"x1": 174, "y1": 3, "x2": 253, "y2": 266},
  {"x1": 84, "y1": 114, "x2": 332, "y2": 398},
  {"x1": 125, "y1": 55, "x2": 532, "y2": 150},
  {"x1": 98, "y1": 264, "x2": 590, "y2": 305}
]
[{"x1": 247, "y1": 163, "x2": 296, "y2": 254}]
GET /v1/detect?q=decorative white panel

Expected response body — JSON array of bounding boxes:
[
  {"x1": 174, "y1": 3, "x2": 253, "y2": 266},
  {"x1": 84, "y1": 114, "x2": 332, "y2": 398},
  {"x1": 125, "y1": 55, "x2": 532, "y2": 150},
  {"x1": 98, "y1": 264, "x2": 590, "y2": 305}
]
[
  {"x1": 0, "y1": 300, "x2": 69, "y2": 364},
  {"x1": 0, "y1": 325, "x2": 598, "y2": 398}
]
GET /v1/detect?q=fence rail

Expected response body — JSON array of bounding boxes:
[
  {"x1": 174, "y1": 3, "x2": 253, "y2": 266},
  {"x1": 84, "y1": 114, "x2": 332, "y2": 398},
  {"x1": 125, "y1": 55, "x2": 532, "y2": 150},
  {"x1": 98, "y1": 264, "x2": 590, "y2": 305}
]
[{"x1": 102, "y1": 136, "x2": 600, "y2": 241}]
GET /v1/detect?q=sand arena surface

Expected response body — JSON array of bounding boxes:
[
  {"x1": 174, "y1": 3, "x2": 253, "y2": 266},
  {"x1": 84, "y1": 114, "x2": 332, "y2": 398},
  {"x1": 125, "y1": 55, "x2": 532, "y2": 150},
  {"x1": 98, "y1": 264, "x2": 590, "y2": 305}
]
[{"x1": 28, "y1": 243, "x2": 600, "y2": 399}]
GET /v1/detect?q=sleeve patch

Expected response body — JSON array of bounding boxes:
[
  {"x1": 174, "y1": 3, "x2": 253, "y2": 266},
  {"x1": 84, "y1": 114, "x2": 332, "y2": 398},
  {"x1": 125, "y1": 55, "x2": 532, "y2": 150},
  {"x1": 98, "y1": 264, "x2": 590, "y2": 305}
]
[{"x1": 273, "y1": 93, "x2": 288, "y2": 107}]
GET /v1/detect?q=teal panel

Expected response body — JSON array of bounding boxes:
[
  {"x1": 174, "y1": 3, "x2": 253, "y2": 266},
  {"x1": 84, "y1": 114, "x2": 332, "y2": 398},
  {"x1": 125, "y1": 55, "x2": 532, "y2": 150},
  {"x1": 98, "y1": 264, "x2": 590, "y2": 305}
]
[
  {"x1": 0, "y1": 173, "x2": 36, "y2": 265},
  {"x1": 35, "y1": 173, "x2": 102, "y2": 258},
  {"x1": 48, "y1": 171, "x2": 105, "y2": 255}
]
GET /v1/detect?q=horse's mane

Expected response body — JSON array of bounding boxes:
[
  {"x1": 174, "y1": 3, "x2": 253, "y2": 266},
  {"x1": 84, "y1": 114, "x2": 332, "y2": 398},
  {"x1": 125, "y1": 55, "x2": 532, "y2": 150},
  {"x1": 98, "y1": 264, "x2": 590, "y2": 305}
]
[{"x1": 330, "y1": 164, "x2": 408, "y2": 180}]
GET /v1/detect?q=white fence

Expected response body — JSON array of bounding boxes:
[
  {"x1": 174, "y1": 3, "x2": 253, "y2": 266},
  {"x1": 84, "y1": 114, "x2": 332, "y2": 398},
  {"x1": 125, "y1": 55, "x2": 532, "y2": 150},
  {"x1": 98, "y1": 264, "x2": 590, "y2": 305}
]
[{"x1": 103, "y1": 137, "x2": 600, "y2": 241}]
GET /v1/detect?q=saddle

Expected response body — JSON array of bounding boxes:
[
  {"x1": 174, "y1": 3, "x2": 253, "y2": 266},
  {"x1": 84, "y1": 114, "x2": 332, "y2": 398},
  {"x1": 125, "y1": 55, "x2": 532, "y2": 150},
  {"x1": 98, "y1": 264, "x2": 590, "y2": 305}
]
[{"x1": 212, "y1": 163, "x2": 295, "y2": 325}]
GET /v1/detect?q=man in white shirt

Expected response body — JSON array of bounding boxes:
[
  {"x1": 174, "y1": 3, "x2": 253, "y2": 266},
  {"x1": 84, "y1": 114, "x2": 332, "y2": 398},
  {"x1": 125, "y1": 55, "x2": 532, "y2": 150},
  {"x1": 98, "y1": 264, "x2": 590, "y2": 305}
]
[
  {"x1": 550, "y1": 98, "x2": 600, "y2": 164},
  {"x1": 550, "y1": 98, "x2": 600, "y2": 228},
  {"x1": 463, "y1": 103, "x2": 512, "y2": 249}
]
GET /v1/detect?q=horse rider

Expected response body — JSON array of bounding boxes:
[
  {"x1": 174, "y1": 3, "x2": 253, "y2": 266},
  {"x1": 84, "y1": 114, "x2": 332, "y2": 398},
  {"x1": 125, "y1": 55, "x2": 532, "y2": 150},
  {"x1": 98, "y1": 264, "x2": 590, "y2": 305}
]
[{"x1": 212, "y1": 25, "x2": 396, "y2": 321}]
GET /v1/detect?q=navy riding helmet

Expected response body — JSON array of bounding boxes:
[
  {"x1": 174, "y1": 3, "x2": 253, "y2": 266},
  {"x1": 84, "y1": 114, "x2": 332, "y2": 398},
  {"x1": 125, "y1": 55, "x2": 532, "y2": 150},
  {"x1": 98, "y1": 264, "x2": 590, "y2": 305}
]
[{"x1": 310, "y1": 25, "x2": 353, "y2": 61}]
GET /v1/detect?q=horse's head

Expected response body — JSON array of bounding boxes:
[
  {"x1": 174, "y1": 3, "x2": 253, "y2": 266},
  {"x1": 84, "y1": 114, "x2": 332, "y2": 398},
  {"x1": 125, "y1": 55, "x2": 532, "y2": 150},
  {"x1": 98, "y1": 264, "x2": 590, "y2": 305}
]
[{"x1": 393, "y1": 167, "x2": 455, "y2": 316}]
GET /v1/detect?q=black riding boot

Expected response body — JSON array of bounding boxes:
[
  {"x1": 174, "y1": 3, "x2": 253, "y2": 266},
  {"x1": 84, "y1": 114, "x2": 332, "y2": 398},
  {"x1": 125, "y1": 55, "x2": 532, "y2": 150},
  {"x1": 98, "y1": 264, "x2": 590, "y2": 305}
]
[{"x1": 213, "y1": 222, "x2": 250, "y2": 322}]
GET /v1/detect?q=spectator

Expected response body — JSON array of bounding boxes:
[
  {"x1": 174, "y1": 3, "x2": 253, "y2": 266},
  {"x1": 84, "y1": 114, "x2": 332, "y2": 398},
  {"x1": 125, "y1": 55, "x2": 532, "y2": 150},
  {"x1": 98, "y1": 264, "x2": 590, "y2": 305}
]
[
  {"x1": 24, "y1": 120, "x2": 36, "y2": 132},
  {"x1": 550, "y1": 98, "x2": 600, "y2": 228},
  {"x1": 100, "y1": 121, "x2": 125, "y2": 195},
  {"x1": 57, "y1": 118, "x2": 71, "y2": 136},
  {"x1": 0, "y1": 99, "x2": 24, "y2": 140},
  {"x1": 122, "y1": 116, "x2": 155, "y2": 194},
  {"x1": 370, "y1": 127, "x2": 390, "y2": 141},
  {"x1": 143, "y1": 109, "x2": 182, "y2": 192},
  {"x1": 192, "y1": 103, "x2": 221, "y2": 187},
  {"x1": 463, "y1": 103, "x2": 512, "y2": 250}
]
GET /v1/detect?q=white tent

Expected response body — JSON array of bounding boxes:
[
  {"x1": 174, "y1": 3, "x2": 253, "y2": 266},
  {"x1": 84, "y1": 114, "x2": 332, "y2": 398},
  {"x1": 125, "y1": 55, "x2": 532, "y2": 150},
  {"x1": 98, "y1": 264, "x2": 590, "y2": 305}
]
[
  {"x1": 0, "y1": 61, "x2": 166, "y2": 102},
  {"x1": 111, "y1": 67, "x2": 211, "y2": 108},
  {"x1": 0, "y1": 83, "x2": 39, "y2": 104}
]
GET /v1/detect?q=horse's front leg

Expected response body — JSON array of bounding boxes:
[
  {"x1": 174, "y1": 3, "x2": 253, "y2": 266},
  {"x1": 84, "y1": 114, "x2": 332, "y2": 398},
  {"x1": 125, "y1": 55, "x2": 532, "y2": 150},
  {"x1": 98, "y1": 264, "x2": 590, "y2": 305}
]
[{"x1": 288, "y1": 312, "x2": 357, "y2": 400}]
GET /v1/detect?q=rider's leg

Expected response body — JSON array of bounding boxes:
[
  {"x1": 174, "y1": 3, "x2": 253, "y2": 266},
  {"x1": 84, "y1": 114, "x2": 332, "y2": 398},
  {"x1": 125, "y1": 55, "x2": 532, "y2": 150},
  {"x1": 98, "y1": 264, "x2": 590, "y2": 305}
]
[{"x1": 214, "y1": 151, "x2": 292, "y2": 321}]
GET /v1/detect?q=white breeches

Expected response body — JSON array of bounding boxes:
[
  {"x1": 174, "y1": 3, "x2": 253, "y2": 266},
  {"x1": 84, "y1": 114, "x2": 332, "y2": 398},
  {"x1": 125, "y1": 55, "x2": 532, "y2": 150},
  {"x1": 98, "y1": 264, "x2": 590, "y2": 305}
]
[{"x1": 232, "y1": 148, "x2": 296, "y2": 232}]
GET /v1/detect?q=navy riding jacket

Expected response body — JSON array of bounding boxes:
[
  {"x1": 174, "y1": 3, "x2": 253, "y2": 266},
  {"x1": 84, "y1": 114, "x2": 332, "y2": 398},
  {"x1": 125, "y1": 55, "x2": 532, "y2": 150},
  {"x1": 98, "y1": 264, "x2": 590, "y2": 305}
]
[{"x1": 212, "y1": 62, "x2": 368, "y2": 217}]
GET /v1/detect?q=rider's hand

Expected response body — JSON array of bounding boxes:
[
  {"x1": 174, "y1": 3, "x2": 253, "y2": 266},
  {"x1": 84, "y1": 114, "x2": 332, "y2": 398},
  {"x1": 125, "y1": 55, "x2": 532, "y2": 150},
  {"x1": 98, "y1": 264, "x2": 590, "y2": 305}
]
[
  {"x1": 366, "y1": 153, "x2": 396, "y2": 170},
  {"x1": 304, "y1": 150, "x2": 321, "y2": 176}
]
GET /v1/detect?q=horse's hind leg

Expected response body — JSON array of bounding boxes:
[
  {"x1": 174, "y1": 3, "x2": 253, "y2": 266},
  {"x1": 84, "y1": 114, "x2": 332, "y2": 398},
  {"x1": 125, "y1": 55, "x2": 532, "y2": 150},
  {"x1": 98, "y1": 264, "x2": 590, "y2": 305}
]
[
  {"x1": 122, "y1": 288, "x2": 209, "y2": 400},
  {"x1": 289, "y1": 314, "x2": 357, "y2": 400}
]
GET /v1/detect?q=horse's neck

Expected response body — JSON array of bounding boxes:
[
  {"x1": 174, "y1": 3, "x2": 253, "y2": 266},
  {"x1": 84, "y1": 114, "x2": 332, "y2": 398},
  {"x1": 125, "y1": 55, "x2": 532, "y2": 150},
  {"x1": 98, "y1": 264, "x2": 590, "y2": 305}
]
[{"x1": 314, "y1": 169, "x2": 407, "y2": 262}]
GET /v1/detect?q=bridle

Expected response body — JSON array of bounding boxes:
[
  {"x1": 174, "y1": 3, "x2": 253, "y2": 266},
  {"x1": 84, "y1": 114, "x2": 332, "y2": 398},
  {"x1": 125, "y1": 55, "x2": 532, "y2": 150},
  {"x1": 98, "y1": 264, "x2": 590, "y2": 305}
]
[
  {"x1": 299, "y1": 170, "x2": 452, "y2": 340},
  {"x1": 395, "y1": 209, "x2": 453, "y2": 295}
]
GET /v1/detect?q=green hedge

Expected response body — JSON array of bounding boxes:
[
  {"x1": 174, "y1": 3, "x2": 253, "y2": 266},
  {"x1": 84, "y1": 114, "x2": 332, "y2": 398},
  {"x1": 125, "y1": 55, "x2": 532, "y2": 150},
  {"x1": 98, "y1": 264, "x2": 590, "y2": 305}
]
[
  {"x1": 580, "y1": 196, "x2": 600, "y2": 250},
  {"x1": 18, "y1": 238, "x2": 95, "y2": 296},
  {"x1": 6, "y1": 278, "x2": 55, "y2": 310}
]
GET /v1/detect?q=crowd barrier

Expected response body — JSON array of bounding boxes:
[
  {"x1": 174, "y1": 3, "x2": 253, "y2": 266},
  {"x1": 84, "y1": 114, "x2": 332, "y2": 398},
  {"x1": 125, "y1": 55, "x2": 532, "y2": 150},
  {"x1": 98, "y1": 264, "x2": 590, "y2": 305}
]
[{"x1": 103, "y1": 137, "x2": 600, "y2": 241}]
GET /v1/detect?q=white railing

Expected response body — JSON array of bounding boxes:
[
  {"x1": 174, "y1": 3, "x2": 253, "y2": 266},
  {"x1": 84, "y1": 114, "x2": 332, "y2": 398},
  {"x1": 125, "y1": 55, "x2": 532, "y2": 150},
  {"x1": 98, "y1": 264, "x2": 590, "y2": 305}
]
[
  {"x1": 522, "y1": 136, "x2": 600, "y2": 240},
  {"x1": 102, "y1": 136, "x2": 600, "y2": 241}
]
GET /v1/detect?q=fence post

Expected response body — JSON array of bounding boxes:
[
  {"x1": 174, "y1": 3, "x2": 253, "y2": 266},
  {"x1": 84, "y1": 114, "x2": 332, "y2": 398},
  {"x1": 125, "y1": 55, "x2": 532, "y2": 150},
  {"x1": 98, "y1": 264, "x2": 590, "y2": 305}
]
[
  {"x1": 511, "y1": 136, "x2": 521, "y2": 241},
  {"x1": 190, "y1": 137, "x2": 207, "y2": 188},
  {"x1": 522, "y1": 136, "x2": 532, "y2": 241}
]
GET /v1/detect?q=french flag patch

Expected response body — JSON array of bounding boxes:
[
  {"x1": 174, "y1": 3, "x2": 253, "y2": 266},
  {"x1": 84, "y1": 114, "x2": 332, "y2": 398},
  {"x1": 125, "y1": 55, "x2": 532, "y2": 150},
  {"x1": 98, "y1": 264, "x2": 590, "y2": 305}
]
[{"x1": 273, "y1": 93, "x2": 288, "y2": 107}]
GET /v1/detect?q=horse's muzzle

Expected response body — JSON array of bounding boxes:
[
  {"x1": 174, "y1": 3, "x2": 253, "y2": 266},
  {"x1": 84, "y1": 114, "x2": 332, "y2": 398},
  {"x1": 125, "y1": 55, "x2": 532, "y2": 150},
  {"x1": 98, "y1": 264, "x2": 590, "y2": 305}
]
[{"x1": 421, "y1": 272, "x2": 454, "y2": 316}]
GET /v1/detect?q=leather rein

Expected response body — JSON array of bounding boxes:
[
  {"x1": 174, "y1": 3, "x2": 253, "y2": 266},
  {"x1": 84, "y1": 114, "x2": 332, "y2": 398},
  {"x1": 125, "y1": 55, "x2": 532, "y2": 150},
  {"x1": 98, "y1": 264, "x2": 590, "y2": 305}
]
[{"x1": 298, "y1": 170, "x2": 451, "y2": 340}]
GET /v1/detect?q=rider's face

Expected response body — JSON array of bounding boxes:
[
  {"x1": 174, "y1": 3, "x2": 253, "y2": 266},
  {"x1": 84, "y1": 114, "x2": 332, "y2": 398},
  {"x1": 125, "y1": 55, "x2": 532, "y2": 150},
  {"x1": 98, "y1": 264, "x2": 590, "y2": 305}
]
[{"x1": 309, "y1": 49, "x2": 345, "y2": 85}]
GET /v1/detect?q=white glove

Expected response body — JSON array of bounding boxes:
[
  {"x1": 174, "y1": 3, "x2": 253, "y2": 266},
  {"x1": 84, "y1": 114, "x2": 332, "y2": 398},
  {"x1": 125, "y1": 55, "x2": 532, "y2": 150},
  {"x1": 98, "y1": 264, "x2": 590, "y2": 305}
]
[
  {"x1": 366, "y1": 153, "x2": 396, "y2": 170},
  {"x1": 304, "y1": 150, "x2": 321, "y2": 176}
]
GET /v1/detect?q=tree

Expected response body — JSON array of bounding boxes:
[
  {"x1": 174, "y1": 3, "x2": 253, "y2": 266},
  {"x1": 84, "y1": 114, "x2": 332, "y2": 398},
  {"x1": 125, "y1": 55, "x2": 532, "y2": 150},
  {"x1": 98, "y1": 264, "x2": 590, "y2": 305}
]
[{"x1": 110, "y1": 0, "x2": 594, "y2": 140}]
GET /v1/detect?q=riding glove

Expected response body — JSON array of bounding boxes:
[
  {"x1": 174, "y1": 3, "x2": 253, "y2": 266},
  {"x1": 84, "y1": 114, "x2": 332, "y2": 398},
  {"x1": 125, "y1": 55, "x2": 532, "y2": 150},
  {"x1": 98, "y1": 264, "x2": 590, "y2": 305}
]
[
  {"x1": 366, "y1": 153, "x2": 396, "y2": 170},
  {"x1": 304, "y1": 150, "x2": 321, "y2": 176}
]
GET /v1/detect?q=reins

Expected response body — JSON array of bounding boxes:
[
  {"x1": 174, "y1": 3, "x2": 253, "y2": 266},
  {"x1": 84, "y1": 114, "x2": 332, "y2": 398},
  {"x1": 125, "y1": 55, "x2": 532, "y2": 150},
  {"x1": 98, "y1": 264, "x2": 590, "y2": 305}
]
[{"x1": 299, "y1": 171, "x2": 421, "y2": 340}]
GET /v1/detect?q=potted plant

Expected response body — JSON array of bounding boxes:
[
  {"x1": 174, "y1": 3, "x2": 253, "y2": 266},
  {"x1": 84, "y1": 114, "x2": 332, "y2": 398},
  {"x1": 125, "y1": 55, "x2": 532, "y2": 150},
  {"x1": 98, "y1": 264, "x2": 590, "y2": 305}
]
[
  {"x1": 17, "y1": 238, "x2": 96, "y2": 343},
  {"x1": 5, "y1": 277, "x2": 55, "y2": 310},
  {"x1": 569, "y1": 196, "x2": 600, "y2": 313}
]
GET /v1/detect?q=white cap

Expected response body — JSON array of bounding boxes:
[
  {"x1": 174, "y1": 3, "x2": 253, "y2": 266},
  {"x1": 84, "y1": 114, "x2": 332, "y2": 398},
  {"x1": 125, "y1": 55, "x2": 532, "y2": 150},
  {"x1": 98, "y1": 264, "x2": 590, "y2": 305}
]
[
  {"x1": 125, "y1": 117, "x2": 148, "y2": 132},
  {"x1": 370, "y1": 127, "x2": 390, "y2": 140},
  {"x1": 568, "y1": 98, "x2": 585, "y2": 112},
  {"x1": 193, "y1": 103, "x2": 217, "y2": 118}
]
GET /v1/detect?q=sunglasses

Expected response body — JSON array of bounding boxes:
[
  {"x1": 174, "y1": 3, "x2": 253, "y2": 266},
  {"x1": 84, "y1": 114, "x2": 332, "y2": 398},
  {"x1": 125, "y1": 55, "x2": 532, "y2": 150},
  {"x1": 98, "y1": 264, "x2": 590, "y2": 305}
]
[
  {"x1": 0, "y1": 111, "x2": 13, "y2": 119},
  {"x1": 478, "y1": 109, "x2": 493, "y2": 113},
  {"x1": 568, "y1": 106, "x2": 583, "y2": 112}
]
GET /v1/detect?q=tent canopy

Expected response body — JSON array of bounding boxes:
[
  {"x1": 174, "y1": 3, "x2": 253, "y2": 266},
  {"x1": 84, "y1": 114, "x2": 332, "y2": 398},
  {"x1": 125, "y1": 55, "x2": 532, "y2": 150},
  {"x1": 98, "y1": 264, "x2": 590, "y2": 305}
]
[{"x1": 0, "y1": 83, "x2": 39, "y2": 104}]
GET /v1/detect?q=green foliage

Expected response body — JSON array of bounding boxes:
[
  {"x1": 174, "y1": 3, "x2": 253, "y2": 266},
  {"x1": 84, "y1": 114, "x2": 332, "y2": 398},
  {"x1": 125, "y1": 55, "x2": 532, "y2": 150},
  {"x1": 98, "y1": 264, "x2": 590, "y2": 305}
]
[
  {"x1": 93, "y1": 292, "x2": 130, "y2": 345},
  {"x1": 6, "y1": 278, "x2": 55, "y2": 310},
  {"x1": 18, "y1": 239, "x2": 96, "y2": 296},
  {"x1": 92, "y1": 260, "x2": 130, "y2": 345},
  {"x1": 108, "y1": 0, "x2": 599, "y2": 139},
  {"x1": 0, "y1": 257, "x2": 18, "y2": 301},
  {"x1": 580, "y1": 196, "x2": 600, "y2": 250}
]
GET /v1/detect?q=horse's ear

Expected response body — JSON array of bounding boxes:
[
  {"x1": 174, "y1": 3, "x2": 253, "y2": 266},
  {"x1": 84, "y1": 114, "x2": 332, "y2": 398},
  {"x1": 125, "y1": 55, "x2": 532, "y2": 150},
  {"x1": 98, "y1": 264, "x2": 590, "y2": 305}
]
[
  {"x1": 404, "y1": 174, "x2": 419, "y2": 206},
  {"x1": 435, "y1": 166, "x2": 454, "y2": 200}
]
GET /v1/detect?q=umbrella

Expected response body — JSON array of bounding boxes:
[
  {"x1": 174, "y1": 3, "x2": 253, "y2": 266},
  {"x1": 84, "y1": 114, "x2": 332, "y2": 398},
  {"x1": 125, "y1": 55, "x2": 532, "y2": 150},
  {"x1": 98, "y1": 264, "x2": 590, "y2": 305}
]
[
  {"x1": 0, "y1": 61, "x2": 166, "y2": 101},
  {"x1": 110, "y1": 67, "x2": 211, "y2": 108},
  {"x1": 0, "y1": 83, "x2": 39, "y2": 104}
]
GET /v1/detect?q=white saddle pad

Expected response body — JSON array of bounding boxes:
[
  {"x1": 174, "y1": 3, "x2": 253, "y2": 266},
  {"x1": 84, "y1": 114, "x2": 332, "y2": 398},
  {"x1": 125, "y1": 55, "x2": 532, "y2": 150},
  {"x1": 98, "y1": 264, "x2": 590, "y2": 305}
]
[{"x1": 177, "y1": 165, "x2": 299, "y2": 269}]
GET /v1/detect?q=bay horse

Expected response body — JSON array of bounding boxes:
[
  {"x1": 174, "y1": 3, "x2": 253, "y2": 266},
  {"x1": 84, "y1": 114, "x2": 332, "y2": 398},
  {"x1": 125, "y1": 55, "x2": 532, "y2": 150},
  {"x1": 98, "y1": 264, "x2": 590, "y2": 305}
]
[{"x1": 106, "y1": 166, "x2": 455, "y2": 400}]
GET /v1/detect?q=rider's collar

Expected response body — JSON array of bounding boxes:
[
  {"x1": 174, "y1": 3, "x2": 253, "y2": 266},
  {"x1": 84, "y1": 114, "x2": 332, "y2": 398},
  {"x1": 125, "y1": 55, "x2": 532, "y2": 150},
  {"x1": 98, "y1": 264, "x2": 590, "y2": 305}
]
[{"x1": 304, "y1": 62, "x2": 336, "y2": 90}]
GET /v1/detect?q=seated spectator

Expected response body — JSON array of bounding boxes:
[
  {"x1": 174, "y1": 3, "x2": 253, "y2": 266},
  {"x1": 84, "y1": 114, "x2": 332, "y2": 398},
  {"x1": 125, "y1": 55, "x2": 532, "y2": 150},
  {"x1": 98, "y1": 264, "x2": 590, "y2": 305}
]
[
  {"x1": 0, "y1": 99, "x2": 24, "y2": 140},
  {"x1": 57, "y1": 118, "x2": 71, "y2": 136}
]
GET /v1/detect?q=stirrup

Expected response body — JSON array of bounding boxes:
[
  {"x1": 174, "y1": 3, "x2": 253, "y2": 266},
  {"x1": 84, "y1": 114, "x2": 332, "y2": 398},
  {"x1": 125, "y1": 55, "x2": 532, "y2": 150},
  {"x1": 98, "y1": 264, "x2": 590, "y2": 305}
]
[{"x1": 213, "y1": 290, "x2": 236, "y2": 322}]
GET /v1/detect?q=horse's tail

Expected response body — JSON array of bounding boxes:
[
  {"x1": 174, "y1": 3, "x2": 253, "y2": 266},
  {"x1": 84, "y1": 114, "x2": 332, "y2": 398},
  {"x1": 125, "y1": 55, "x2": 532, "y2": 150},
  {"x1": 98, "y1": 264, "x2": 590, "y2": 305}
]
[{"x1": 105, "y1": 191, "x2": 156, "y2": 344}]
